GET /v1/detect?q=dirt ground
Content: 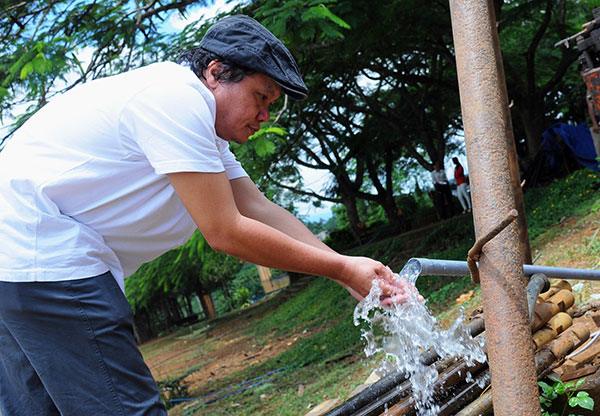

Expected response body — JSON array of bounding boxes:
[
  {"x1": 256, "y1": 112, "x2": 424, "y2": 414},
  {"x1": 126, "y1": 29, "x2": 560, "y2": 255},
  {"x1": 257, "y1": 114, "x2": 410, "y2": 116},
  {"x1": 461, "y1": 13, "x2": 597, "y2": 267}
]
[
  {"x1": 532, "y1": 211, "x2": 600, "y2": 300},
  {"x1": 144, "y1": 312, "x2": 321, "y2": 396},
  {"x1": 140, "y1": 208, "x2": 600, "y2": 413}
]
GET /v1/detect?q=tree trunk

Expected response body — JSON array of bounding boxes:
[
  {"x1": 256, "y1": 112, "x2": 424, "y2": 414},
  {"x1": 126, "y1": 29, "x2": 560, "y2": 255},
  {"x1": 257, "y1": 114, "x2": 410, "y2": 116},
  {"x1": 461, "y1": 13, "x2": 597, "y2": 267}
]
[
  {"x1": 159, "y1": 297, "x2": 169, "y2": 333},
  {"x1": 170, "y1": 297, "x2": 183, "y2": 323},
  {"x1": 339, "y1": 190, "x2": 363, "y2": 243},
  {"x1": 199, "y1": 292, "x2": 217, "y2": 319},
  {"x1": 518, "y1": 97, "x2": 547, "y2": 158},
  {"x1": 380, "y1": 195, "x2": 405, "y2": 231},
  {"x1": 184, "y1": 295, "x2": 194, "y2": 317}
]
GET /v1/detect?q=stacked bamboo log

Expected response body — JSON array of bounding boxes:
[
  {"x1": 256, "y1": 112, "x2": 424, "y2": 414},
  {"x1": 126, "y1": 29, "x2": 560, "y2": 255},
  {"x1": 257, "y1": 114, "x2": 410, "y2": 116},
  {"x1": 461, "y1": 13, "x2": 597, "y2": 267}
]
[{"x1": 306, "y1": 279, "x2": 600, "y2": 416}]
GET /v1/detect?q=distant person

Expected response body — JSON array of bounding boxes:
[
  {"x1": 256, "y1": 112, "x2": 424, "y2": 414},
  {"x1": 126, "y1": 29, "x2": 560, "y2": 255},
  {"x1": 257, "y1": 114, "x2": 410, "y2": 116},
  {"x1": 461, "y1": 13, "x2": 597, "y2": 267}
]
[
  {"x1": 430, "y1": 161, "x2": 454, "y2": 219},
  {"x1": 0, "y1": 15, "x2": 419, "y2": 416},
  {"x1": 452, "y1": 157, "x2": 472, "y2": 213},
  {"x1": 587, "y1": 87, "x2": 600, "y2": 159}
]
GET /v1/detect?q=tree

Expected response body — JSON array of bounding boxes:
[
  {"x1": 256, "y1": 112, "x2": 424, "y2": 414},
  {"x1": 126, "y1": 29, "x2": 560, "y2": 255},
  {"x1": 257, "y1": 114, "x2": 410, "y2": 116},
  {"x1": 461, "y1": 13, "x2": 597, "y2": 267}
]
[
  {"x1": 241, "y1": 0, "x2": 461, "y2": 235},
  {"x1": 0, "y1": 0, "x2": 210, "y2": 144},
  {"x1": 496, "y1": 0, "x2": 596, "y2": 158},
  {"x1": 125, "y1": 230, "x2": 244, "y2": 337}
]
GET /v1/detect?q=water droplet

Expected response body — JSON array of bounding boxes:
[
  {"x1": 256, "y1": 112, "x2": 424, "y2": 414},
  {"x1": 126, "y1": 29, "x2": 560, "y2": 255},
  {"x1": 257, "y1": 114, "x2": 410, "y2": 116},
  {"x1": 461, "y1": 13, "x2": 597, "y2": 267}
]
[{"x1": 354, "y1": 262, "x2": 486, "y2": 415}]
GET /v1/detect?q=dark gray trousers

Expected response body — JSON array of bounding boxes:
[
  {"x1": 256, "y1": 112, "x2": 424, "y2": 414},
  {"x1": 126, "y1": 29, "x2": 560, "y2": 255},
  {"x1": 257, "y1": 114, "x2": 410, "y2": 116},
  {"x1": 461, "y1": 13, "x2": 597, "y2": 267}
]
[{"x1": 0, "y1": 272, "x2": 167, "y2": 416}]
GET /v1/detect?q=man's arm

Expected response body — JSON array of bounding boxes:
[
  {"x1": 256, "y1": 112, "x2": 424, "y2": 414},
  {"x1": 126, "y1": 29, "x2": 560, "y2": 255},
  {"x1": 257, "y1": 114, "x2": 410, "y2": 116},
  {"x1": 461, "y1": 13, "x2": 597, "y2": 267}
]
[
  {"x1": 229, "y1": 177, "x2": 333, "y2": 252},
  {"x1": 167, "y1": 171, "x2": 412, "y2": 300},
  {"x1": 430, "y1": 171, "x2": 438, "y2": 184},
  {"x1": 588, "y1": 101, "x2": 599, "y2": 133},
  {"x1": 230, "y1": 176, "x2": 363, "y2": 299}
]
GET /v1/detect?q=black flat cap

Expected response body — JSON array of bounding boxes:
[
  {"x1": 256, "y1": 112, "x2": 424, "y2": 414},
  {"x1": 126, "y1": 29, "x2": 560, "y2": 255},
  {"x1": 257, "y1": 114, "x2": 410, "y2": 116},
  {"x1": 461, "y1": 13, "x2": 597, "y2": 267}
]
[{"x1": 199, "y1": 14, "x2": 308, "y2": 100}]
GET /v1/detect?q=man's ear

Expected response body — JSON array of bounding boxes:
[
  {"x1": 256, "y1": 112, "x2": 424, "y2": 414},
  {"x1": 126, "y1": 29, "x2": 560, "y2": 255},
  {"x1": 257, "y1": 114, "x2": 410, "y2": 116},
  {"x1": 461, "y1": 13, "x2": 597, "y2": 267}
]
[{"x1": 203, "y1": 61, "x2": 223, "y2": 90}]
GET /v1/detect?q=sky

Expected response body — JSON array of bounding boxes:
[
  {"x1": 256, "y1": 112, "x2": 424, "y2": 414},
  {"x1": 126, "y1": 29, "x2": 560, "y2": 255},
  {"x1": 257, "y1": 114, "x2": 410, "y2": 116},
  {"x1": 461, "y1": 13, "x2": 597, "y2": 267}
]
[{"x1": 164, "y1": 0, "x2": 240, "y2": 31}]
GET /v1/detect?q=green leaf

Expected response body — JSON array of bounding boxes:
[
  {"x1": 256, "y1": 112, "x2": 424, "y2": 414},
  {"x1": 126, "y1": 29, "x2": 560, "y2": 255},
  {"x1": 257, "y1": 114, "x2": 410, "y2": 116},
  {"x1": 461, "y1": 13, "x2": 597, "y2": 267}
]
[
  {"x1": 553, "y1": 380, "x2": 566, "y2": 395},
  {"x1": 20, "y1": 62, "x2": 34, "y2": 80},
  {"x1": 252, "y1": 137, "x2": 276, "y2": 157},
  {"x1": 32, "y1": 54, "x2": 47, "y2": 74},
  {"x1": 270, "y1": 17, "x2": 287, "y2": 37},
  {"x1": 173, "y1": 249, "x2": 183, "y2": 264},
  {"x1": 575, "y1": 391, "x2": 590, "y2": 398},
  {"x1": 318, "y1": 21, "x2": 344, "y2": 39},
  {"x1": 299, "y1": 25, "x2": 316, "y2": 41},
  {"x1": 539, "y1": 381, "x2": 556, "y2": 397},
  {"x1": 310, "y1": 4, "x2": 350, "y2": 29},
  {"x1": 262, "y1": 126, "x2": 287, "y2": 136},
  {"x1": 571, "y1": 394, "x2": 595, "y2": 410}
]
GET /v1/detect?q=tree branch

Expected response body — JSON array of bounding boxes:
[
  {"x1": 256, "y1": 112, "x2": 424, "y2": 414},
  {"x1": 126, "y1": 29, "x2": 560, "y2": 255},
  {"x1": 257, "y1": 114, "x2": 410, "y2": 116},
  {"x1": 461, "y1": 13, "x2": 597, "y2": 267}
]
[{"x1": 526, "y1": 0, "x2": 552, "y2": 95}]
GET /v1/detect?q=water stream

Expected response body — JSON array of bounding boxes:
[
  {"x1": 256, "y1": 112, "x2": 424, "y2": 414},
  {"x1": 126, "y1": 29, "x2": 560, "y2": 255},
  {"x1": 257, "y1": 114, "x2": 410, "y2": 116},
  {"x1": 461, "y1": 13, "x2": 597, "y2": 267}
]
[{"x1": 353, "y1": 261, "x2": 487, "y2": 415}]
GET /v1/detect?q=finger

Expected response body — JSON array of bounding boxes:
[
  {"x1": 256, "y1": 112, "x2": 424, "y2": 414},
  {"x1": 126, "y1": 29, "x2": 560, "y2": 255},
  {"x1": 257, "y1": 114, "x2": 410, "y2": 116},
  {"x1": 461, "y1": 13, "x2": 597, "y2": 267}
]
[
  {"x1": 377, "y1": 280, "x2": 397, "y2": 298},
  {"x1": 380, "y1": 297, "x2": 395, "y2": 307},
  {"x1": 376, "y1": 264, "x2": 394, "y2": 280}
]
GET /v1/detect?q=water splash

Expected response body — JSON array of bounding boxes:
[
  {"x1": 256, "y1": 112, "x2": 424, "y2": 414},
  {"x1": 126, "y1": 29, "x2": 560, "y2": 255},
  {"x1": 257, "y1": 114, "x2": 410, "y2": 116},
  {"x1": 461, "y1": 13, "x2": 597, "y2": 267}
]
[{"x1": 353, "y1": 261, "x2": 487, "y2": 415}]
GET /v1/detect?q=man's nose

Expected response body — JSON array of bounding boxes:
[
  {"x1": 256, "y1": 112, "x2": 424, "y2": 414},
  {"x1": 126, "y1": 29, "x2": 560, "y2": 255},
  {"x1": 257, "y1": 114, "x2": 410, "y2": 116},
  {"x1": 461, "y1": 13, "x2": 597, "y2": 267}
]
[{"x1": 257, "y1": 107, "x2": 270, "y2": 123}]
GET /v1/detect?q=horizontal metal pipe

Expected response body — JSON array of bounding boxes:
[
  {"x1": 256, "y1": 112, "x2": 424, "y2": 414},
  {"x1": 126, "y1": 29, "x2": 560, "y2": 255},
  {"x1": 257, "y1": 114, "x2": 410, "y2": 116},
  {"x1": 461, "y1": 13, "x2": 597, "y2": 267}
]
[{"x1": 408, "y1": 257, "x2": 600, "y2": 281}]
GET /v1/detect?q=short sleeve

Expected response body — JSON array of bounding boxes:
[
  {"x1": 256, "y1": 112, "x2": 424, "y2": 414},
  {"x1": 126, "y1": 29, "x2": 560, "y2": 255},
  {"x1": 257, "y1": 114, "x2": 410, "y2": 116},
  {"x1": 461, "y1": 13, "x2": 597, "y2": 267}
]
[
  {"x1": 119, "y1": 80, "x2": 225, "y2": 175},
  {"x1": 215, "y1": 139, "x2": 248, "y2": 180}
]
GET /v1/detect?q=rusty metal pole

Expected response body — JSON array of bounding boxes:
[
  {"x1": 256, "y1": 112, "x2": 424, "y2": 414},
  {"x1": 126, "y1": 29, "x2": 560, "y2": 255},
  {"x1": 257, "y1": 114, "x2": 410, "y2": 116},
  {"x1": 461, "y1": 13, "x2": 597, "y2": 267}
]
[
  {"x1": 507, "y1": 128, "x2": 533, "y2": 265},
  {"x1": 448, "y1": 1, "x2": 541, "y2": 415}
]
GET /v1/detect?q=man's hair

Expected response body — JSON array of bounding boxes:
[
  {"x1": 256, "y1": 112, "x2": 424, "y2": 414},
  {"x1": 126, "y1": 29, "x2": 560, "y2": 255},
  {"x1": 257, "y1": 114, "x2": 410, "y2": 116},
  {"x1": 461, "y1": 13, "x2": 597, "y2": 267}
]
[{"x1": 177, "y1": 47, "x2": 256, "y2": 83}]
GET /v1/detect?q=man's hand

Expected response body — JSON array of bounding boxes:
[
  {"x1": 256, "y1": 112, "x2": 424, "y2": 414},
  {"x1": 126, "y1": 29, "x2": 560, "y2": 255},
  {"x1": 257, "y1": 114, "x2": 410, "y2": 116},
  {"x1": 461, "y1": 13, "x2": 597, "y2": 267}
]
[
  {"x1": 169, "y1": 173, "x2": 421, "y2": 306},
  {"x1": 593, "y1": 122, "x2": 599, "y2": 134},
  {"x1": 338, "y1": 256, "x2": 422, "y2": 305}
]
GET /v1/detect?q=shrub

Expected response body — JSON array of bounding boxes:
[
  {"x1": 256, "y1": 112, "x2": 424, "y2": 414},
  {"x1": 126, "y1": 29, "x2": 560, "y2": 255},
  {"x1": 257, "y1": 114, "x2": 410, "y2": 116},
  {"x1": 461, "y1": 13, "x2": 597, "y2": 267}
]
[{"x1": 525, "y1": 168, "x2": 600, "y2": 240}]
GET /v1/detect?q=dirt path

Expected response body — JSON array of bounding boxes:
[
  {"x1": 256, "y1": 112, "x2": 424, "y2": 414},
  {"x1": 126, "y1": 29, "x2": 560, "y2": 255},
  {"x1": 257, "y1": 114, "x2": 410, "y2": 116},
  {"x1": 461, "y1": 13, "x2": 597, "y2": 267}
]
[
  {"x1": 140, "y1": 207, "x2": 600, "y2": 414},
  {"x1": 141, "y1": 294, "x2": 322, "y2": 398},
  {"x1": 532, "y1": 209, "x2": 600, "y2": 301}
]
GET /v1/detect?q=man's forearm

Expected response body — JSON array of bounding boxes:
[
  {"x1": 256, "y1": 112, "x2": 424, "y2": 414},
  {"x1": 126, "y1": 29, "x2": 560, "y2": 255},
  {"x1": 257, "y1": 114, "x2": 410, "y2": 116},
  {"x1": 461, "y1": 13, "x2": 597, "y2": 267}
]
[
  {"x1": 588, "y1": 102, "x2": 598, "y2": 128},
  {"x1": 213, "y1": 213, "x2": 346, "y2": 280},
  {"x1": 246, "y1": 199, "x2": 334, "y2": 252},
  {"x1": 229, "y1": 176, "x2": 334, "y2": 252}
]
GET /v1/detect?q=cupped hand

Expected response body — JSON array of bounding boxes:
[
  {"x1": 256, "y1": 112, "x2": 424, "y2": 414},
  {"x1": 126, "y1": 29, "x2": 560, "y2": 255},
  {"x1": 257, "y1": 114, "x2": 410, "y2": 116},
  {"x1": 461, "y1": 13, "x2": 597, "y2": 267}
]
[
  {"x1": 338, "y1": 256, "x2": 423, "y2": 305},
  {"x1": 380, "y1": 275, "x2": 424, "y2": 306}
]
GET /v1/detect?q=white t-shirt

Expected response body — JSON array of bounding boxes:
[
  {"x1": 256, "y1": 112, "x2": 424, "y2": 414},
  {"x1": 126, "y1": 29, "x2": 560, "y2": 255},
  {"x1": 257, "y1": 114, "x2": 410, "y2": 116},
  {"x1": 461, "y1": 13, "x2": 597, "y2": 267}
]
[{"x1": 0, "y1": 62, "x2": 247, "y2": 291}]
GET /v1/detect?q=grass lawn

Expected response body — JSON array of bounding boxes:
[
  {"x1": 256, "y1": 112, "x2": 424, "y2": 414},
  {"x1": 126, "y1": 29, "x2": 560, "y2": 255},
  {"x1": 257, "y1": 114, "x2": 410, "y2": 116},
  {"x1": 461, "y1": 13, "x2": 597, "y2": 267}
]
[{"x1": 140, "y1": 168, "x2": 600, "y2": 416}]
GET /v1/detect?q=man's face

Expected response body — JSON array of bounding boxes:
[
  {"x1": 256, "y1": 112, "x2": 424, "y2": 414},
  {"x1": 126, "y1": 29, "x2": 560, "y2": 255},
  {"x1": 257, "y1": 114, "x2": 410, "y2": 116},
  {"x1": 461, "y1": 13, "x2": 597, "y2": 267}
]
[{"x1": 203, "y1": 62, "x2": 282, "y2": 144}]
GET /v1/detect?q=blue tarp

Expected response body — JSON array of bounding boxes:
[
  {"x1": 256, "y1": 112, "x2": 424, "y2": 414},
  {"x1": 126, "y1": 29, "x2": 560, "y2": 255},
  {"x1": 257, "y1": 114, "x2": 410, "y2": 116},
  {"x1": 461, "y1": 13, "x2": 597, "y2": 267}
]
[{"x1": 541, "y1": 122, "x2": 599, "y2": 172}]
